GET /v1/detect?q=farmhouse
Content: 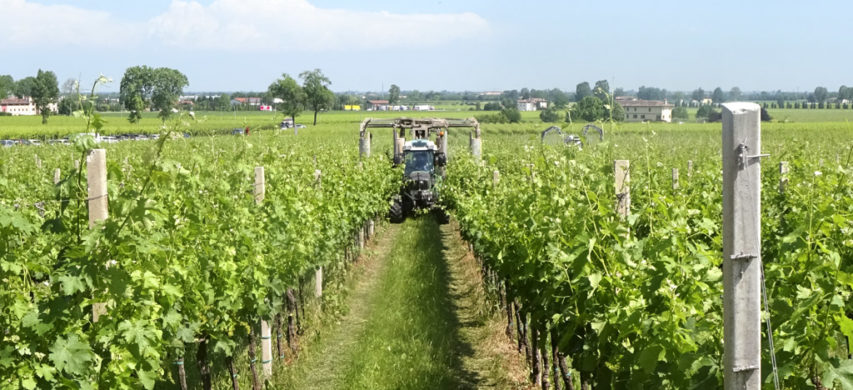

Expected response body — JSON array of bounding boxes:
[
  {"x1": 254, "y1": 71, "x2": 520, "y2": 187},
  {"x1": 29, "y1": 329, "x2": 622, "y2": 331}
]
[
  {"x1": 616, "y1": 97, "x2": 674, "y2": 122},
  {"x1": 0, "y1": 97, "x2": 57, "y2": 116},
  {"x1": 231, "y1": 97, "x2": 262, "y2": 106},
  {"x1": 517, "y1": 98, "x2": 548, "y2": 111},
  {"x1": 367, "y1": 100, "x2": 389, "y2": 111}
]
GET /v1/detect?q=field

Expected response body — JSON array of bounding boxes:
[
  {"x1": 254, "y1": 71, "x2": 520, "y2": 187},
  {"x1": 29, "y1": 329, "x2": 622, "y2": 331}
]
[{"x1": 1, "y1": 108, "x2": 852, "y2": 389}]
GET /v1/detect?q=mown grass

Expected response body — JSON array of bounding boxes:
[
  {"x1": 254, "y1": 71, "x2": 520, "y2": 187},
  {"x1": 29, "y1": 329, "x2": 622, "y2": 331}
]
[{"x1": 276, "y1": 216, "x2": 477, "y2": 390}]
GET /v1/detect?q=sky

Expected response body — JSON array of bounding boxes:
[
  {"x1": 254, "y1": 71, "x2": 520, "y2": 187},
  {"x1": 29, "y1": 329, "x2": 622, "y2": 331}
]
[{"x1": 2, "y1": 0, "x2": 851, "y2": 94}]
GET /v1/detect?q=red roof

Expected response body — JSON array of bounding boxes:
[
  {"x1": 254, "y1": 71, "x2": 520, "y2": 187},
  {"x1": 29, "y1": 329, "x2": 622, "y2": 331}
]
[
  {"x1": 369, "y1": 100, "x2": 389, "y2": 105},
  {"x1": 0, "y1": 97, "x2": 32, "y2": 105}
]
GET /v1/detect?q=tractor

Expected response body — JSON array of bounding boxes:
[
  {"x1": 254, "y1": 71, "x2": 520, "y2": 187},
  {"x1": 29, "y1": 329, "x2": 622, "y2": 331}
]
[{"x1": 358, "y1": 117, "x2": 481, "y2": 223}]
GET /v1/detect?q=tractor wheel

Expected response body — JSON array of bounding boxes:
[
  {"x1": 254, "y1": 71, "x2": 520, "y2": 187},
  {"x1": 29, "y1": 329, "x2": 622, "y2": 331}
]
[
  {"x1": 389, "y1": 198, "x2": 404, "y2": 223},
  {"x1": 433, "y1": 207, "x2": 450, "y2": 225}
]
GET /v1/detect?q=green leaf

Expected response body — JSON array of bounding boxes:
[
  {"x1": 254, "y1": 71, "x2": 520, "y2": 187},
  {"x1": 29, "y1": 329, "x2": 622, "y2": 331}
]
[
  {"x1": 49, "y1": 334, "x2": 94, "y2": 375},
  {"x1": 821, "y1": 358, "x2": 853, "y2": 390},
  {"x1": 638, "y1": 345, "x2": 663, "y2": 374}
]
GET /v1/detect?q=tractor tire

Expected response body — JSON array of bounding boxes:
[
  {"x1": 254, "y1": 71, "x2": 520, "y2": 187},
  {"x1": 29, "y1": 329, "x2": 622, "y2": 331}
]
[
  {"x1": 389, "y1": 198, "x2": 405, "y2": 223},
  {"x1": 433, "y1": 207, "x2": 450, "y2": 225}
]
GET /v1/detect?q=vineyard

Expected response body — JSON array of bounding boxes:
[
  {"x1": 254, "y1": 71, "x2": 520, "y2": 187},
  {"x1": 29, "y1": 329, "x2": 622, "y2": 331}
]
[{"x1": 1, "y1": 110, "x2": 853, "y2": 389}]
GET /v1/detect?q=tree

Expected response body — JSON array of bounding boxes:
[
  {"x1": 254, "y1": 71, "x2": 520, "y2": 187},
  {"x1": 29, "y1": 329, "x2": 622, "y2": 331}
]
[
  {"x1": 548, "y1": 88, "x2": 569, "y2": 109},
  {"x1": 839, "y1": 85, "x2": 852, "y2": 101},
  {"x1": 728, "y1": 87, "x2": 742, "y2": 101},
  {"x1": 299, "y1": 69, "x2": 334, "y2": 125},
  {"x1": 500, "y1": 107, "x2": 521, "y2": 123},
  {"x1": 150, "y1": 68, "x2": 189, "y2": 121},
  {"x1": 520, "y1": 88, "x2": 530, "y2": 100},
  {"x1": 29, "y1": 69, "x2": 59, "y2": 124},
  {"x1": 571, "y1": 96, "x2": 605, "y2": 121},
  {"x1": 388, "y1": 84, "x2": 400, "y2": 105},
  {"x1": 575, "y1": 82, "x2": 592, "y2": 101},
  {"x1": 638, "y1": 86, "x2": 666, "y2": 101},
  {"x1": 672, "y1": 106, "x2": 689, "y2": 120},
  {"x1": 712, "y1": 87, "x2": 725, "y2": 103},
  {"x1": 14, "y1": 77, "x2": 37, "y2": 98},
  {"x1": 0, "y1": 75, "x2": 13, "y2": 99},
  {"x1": 120, "y1": 65, "x2": 155, "y2": 123},
  {"x1": 593, "y1": 80, "x2": 610, "y2": 101},
  {"x1": 814, "y1": 86, "x2": 828, "y2": 104},
  {"x1": 120, "y1": 66, "x2": 188, "y2": 123},
  {"x1": 691, "y1": 88, "x2": 705, "y2": 102},
  {"x1": 216, "y1": 93, "x2": 231, "y2": 111},
  {"x1": 268, "y1": 74, "x2": 305, "y2": 127},
  {"x1": 539, "y1": 107, "x2": 560, "y2": 122},
  {"x1": 604, "y1": 100, "x2": 624, "y2": 122}
]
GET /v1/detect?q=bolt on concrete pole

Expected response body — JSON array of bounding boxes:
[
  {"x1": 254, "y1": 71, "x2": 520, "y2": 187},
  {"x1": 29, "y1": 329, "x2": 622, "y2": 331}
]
[{"x1": 722, "y1": 102, "x2": 762, "y2": 390}]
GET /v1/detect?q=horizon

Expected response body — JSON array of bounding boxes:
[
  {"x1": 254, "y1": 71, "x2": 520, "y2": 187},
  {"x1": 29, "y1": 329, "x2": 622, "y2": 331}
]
[{"x1": 2, "y1": 0, "x2": 852, "y2": 94}]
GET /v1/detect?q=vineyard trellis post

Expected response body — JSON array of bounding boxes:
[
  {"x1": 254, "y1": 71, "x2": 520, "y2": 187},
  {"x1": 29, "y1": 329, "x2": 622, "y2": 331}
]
[
  {"x1": 470, "y1": 130, "x2": 482, "y2": 160},
  {"x1": 778, "y1": 162, "x2": 788, "y2": 193},
  {"x1": 614, "y1": 160, "x2": 630, "y2": 218},
  {"x1": 688, "y1": 160, "x2": 694, "y2": 178},
  {"x1": 359, "y1": 132, "x2": 371, "y2": 158},
  {"x1": 672, "y1": 168, "x2": 679, "y2": 190},
  {"x1": 54, "y1": 168, "x2": 60, "y2": 185},
  {"x1": 88, "y1": 149, "x2": 108, "y2": 322},
  {"x1": 255, "y1": 166, "x2": 274, "y2": 377},
  {"x1": 314, "y1": 169, "x2": 323, "y2": 298},
  {"x1": 721, "y1": 102, "x2": 763, "y2": 390}
]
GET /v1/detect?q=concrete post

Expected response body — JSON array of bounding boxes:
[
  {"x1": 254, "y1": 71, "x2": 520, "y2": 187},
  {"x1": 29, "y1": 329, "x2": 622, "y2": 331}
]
[
  {"x1": 779, "y1": 162, "x2": 788, "y2": 193},
  {"x1": 359, "y1": 133, "x2": 371, "y2": 158},
  {"x1": 470, "y1": 131, "x2": 482, "y2": 160},
  {"x1": 254, "y1": 167, "x2": 273, "y2": 377},
  {"x1": 54, "y1": 168, "x2": 61, "y2": 185},
  {"x1": 672, "y1": 168, "x2": 679, "y2": 190},
  {"x1": 687, "y1": 160, "x2": 694, "y2": 178},
  {"x1": 722, "y1": 102, "x2": 762, "y2": 390},
  {"x1": 87, "y1": 149, "x2": 108, "y2": 323},
  {"x1": 614, "y1": 160, "x2": 630, "y2": 218}
]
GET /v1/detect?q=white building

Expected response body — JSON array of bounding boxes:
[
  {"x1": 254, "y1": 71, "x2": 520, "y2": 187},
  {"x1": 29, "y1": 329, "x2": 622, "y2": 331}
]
[
  {"x1": 517, "y1": 98, "x2": 548, "y2": 111},
  {"x1": 617, "y1": 97, "x2": 674, "y2": 122},
  {"x1": 0, "y1": 97, "x2": 57, "y2": 116}
]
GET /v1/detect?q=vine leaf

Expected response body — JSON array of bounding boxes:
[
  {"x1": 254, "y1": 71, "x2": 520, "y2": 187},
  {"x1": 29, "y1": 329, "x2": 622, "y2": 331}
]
[{"x1": 49, "y1": 334, "x2": 94, "y2": 375}]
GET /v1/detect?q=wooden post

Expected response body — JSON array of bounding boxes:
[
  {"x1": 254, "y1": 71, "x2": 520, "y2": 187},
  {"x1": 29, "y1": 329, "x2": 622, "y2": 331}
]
[
  {"x1": 672, "y1": 168, "x2": 679, "y2": 190},
  {"x1": 779, "y1": 162, "x2": 788, "y2": 193},
  {"x1": 54, "y1": 168, "x2": 61, "y2": 185},
  {"x1": 614, "y1": 160, "x2": 630, "y2": 218},
  {"x1": 254, "y1": 167, "x2": 273, "y2": 377},
  {"x1": 88, "y1": 149, "x2": 109, "y2": 323},
  {"x1": 722, "y1": 102, "x2": 762, "y2": 390}
]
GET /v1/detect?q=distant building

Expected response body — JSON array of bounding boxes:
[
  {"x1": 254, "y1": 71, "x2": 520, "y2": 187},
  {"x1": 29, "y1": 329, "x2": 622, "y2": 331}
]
[
  {"x1": 479, "y1": 91, "x2": 502, "y2": 97},
  {"x1": 0, "y1": 97, "x2": 57, "y2": 116},
  {"x1": 367, "y1": 100, "x2": 389, "y2": 111},
  {"x1": 344, "y1": 105, "x2": 361, "y2": 111},
  {"x1": 616, "y1": 97, "x2": 674, "y2": 122},
  {"x1": 231, "y1": 97, "x2": 262, "y2": 106},
  {"x1": 412, "y1": 104, "x2": 434, "y2": 111},
  {"x1": 517, "y1": 98, "x2": 548, "y2": 111}
]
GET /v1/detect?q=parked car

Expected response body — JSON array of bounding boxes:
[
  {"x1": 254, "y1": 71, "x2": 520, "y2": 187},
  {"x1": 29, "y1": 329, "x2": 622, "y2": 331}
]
[{"x1": 1, "y1": 140, "x2": 16, "y2": 147}]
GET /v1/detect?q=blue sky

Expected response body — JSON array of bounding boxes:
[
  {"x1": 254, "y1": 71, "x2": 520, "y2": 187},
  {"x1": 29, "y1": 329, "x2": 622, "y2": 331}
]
[{"x1": 2, "y1": 0, "x2": 851, "y2": 93}]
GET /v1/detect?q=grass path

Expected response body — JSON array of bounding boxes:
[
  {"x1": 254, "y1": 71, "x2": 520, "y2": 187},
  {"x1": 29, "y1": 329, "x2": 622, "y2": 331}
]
[{"x1": 277, "y1": 216, "x2": 527, "y2": 389}]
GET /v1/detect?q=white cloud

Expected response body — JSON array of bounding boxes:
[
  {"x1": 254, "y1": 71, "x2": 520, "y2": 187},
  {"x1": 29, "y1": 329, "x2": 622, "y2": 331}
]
[
  {"x1": 0, "y1": 0, "x2": 142, "y2": 47},
  {"x1": 147, "y1": 0, "x2": 490, "y2": 51}
]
